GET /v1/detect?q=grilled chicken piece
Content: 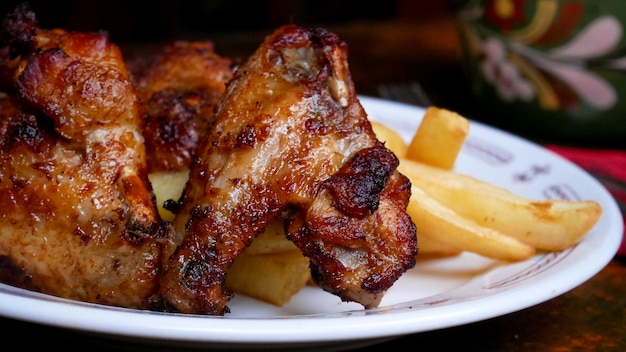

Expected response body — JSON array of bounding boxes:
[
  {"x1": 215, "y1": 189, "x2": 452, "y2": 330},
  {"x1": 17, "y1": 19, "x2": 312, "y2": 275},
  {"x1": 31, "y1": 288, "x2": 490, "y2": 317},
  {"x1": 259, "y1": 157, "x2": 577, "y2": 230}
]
[
  {"x1": 159, "y1": 24, "x2": 417, "y2": 315},
  {"x1": 130, "y1": 41, "x2": 233, "y2": 173},
  {"x1": 0, "y1": 4, "x2": 164, "y2": 309}
]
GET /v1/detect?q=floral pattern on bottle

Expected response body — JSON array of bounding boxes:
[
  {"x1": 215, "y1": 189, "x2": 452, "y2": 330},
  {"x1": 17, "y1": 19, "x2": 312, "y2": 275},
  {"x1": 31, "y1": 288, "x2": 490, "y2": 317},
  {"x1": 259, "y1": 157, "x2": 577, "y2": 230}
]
[{"x1": 460, "y1": 0, "x2": 626, "y2": 113}]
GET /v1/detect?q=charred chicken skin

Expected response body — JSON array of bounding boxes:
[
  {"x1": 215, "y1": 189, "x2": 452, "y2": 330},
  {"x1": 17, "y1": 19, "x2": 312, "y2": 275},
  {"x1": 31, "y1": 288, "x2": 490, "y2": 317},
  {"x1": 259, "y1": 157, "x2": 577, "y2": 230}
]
[
  {"x1": 159, "y1": 25, "x2": 417, "y2": 315},
  {"x1": 130, "y1": 41, "x2": 233, "y2": 173},
  {"x1": 0, "y1": 4, "x2": 164, "y2": 308}
]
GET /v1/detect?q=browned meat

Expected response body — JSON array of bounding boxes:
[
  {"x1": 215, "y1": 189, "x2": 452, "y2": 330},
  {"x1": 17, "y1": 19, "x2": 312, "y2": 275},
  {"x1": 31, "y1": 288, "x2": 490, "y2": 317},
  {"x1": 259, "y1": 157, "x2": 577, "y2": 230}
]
[
  {"x1": 159, "y1": 24, "x2": 417, "y2": 315},
  {"x1": 0, "y1": 4, "x2": 165, "y2": 309},
  {"x1": 131, "y1": 41, "x2": 233, "y2": 173}
]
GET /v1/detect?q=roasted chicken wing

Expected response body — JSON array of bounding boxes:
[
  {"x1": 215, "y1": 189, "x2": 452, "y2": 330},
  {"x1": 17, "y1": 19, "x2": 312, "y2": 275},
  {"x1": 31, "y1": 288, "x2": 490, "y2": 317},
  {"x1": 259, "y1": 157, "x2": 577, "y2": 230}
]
[
  {"x1": 0, "y1": 4, "x2": 164, "y2": 309},
  {"x1": 130, "y1": 41, "x2": 233, "y2": 173},
  {"x1": 159, "y1": 24, "x2": 417, "y2": 315}
]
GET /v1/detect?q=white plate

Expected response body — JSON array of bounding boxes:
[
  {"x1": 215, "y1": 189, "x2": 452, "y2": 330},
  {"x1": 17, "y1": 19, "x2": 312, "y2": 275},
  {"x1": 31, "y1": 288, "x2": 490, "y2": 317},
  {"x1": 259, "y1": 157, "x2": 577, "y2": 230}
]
[{"x1": 0, "y1": 96, "x2": 622, "y2": 351}]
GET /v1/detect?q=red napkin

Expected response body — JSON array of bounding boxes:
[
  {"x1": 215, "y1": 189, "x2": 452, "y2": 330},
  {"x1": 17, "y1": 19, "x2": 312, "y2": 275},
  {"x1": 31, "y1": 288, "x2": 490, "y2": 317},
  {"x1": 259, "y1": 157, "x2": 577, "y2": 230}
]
[{"x1": 545, "y1": 145, "x2": 626, "y2": 257}]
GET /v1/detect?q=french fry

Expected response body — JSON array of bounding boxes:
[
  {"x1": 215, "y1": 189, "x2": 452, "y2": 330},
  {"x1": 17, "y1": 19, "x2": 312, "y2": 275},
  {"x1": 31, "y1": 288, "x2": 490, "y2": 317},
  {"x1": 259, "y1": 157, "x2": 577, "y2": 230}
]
[
  {"x1": 371, "y1": 120, "x2": 408, "y2": 157},
  {"x1": 399, "y1": 158, "x2": 603, "y2": 251},
  {"x1": 148, "y1": 170, "x2": 189, "y2": 221},
  {"x1": 416, "y1": 232, "x2": 463, "y2": 258},
  {"x1": 407, "y1": 183, "x2": 536, "y2": 261},
  {"x1": 225, "y1": 250, "x2": 311, "y2": 306},
  {"x1": 405, "y1": 106, "x2": 469, "y2": 169}
]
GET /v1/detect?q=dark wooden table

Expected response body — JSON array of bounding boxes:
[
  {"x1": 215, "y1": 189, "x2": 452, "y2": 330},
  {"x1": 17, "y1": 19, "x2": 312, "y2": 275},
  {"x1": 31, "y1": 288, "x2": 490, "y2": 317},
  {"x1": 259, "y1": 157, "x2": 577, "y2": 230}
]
[{"x1": 1, "y1": 14, "x2": 624, "y2": 352}]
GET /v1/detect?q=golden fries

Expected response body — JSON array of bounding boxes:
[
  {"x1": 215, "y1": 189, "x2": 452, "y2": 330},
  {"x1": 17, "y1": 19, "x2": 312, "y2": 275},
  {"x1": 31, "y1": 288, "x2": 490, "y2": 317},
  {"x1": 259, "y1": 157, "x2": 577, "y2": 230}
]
[
  {"x1": 399, "y1": 158, "x2": 603, "y2": 251},
  {"x1": 225, "y1": 250, "x2": 311, "y2": 306},
  {"x1": 405, "y1": 106, "x2": 469, "y2": 169},
  {"x1": 148, "y1": 170, "x2": 189, "y2": 221},
  {"x1": 407, "y1": 183, "x2": 536, "y2": 261},
  {"x1": 371, "y1": 104, "x2": 602, "y2": 260},
  {"x1": 415, "y1": 232, "x2": 463, "y2": 259}
]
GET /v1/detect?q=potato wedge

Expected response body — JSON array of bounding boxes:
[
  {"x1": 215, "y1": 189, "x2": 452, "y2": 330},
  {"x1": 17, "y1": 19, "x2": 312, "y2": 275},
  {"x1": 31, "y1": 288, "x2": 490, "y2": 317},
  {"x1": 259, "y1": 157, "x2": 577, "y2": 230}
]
[
  {"x1": 226, "y1": 250, "x2": 311, "y2": 306},
  {"x1": 405, "y1": 106, "x2": 469, "y2": 169},
  {"x1": 371, "y1": 120, "x2": 408, "y2": 157},
  {"x1": 399, "y1": 158, "x2": 603, "y2": 251},
  {"x1": 407, "y1": 184, "x2": 536, "y2": 261}
]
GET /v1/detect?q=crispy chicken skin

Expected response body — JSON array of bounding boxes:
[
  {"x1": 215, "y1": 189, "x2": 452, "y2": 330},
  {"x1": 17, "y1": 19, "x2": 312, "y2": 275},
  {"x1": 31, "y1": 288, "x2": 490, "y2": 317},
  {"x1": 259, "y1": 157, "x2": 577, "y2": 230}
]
[
  {"x1": 130, "y1": 41, "x2": 233, "y2": 173},
  {"x1": 0, "y1": 4, "x2": 164, "y2": 308},
  {"x1": 159, "y1": 24, "x2": 417, "y2": 315}
]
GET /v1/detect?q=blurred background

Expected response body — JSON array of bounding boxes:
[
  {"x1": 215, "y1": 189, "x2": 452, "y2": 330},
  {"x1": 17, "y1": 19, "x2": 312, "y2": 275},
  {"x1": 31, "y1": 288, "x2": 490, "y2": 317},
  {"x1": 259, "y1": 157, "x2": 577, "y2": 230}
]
[
  {"x1": 1, "y1": 0, "x2": 473, "y2": 132},
  {"x1": 0, "y1": 0, "x2": 464, "y2": 72},
  {"x1": 1, "y1": 0, "x2": 625, "y2": 148},
  {"x1": 0, "y1": 1, "x2": 458, "y2": 43}
]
